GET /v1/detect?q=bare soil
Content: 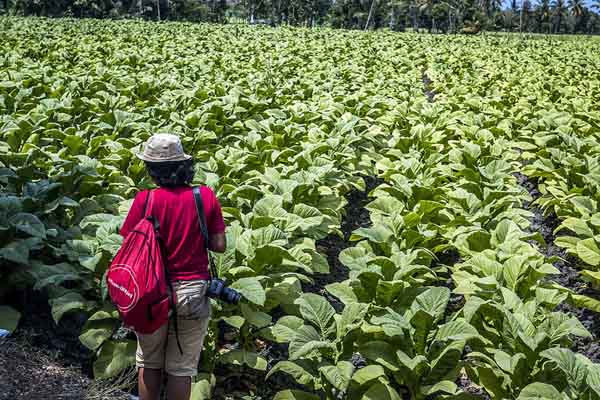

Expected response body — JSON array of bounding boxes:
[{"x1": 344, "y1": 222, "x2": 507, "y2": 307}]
[
  {"x1": 0, "y1": 336, "x2": 131, "y2": 400},
  {"x1": 514, "y1": 172, "x2": 600, "y2": 363},
  {"x1": 6, "y1": 289, "x2": 94, "y2": 377},
  {"x1": 0, "y1": 337, "x2": 90, "y2": 400},
  {"x1": 303, "y1": 175, "x2": 383, "y2": 311},
  {"x1": 422, "y1": 71, "x2": 436, "y2": 103}
]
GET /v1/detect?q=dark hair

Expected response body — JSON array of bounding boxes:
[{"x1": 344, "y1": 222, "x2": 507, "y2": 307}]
[{"x1": 145, "y1": 160, "x2": 194, "y2": 188}]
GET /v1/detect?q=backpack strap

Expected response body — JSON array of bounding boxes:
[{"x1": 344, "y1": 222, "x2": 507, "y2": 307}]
[
  {"x1": 142, "y1": 190, "x2": 152, "y2": 217},
  {"x1": 147, "y1": 190, "x2": 183, "y2": 355},
  {"x1": 193, "y1": 186, "x2": 219, "y2": 279}
]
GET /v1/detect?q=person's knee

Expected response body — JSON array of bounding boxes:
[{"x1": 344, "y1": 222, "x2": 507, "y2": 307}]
[
  {"x1": 140, "y1": 367, "x2": 163, "y2": 380},
  {"x1": 166, "y1": 374, "x2": 192, "y2": 400},
  {"x1": 138, "y1": 367, "x2": 163, "y2": 400},
  {"x1": 167, "y1": 374, "x2": 192, "y2": 384}
]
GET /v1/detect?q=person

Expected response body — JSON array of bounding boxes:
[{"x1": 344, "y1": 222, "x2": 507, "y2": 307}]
[{"x1": 119, "y1": 133, "x2": 226, "y2": 400}]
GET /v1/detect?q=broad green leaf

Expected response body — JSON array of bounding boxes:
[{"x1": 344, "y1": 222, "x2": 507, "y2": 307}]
[
  {"x1": 252, "y1": 245, "x2": 289, "y2": 266},
  {"x1": 428, "y1": 340, "x2": 464, "y2": 382},
  {"x1": 555, "y1": 236, "x2": 579, "y2": 252},
  {"x1": 569, "y1": 293, "x2": 600, "y2": 313},
  {"x1": 251, "y1": 226, "x2": 287, "y2": 247},
  {"x1": 326, "y1": 281, "x2": 359, "y2": 304},
  {"x1": 503, "y1": 255, "x2": 527, "y2": 290},
  {"x1": 0, "y1": 305, "x2": 21, "y2": 332},
  {"x1": 33, "y1": 273, "x2": 82, "y2": 291},
  {"x1": 576, "y1": 238, "x2": 600, "y2": 266},
  {"x1": 220, "y1": 349, "x2": 267, "y2": 371},
  {"x1": 241, "y1": 303, "x2": 272, "y2": 328},
  {"x1": 395, "y1": 350, "x2": 429, "y2": 376},
  {"x1": 412, "y1": 287, "x2": 450, "y2": 322},
  {"x1": 268, "y1": 361, "x2": 316, "y2": 386},
  {"x1": 360, "y1": 341, "x2": 399, "y2": 371},
  {"x1": 339, "y1": 247, "x2": 371, "y2": 270},
  {"x1": 79, "y1": 319, "x2": 115, "y2": 350},
  {"x1": 351, "y1": 365, "x2": 386, "y2": 386},
  {"x1": 425, "y1": 380, "x2": 459, "y2": 395},
  {"x1": 190, "y1": 373, "x2": 216, "y2": 400},
  {"x1": 273, "y1": 390, "x2": 320, "y2": 400},
  {"x1": 370, "y1": 308, "x2": 410, "y2": 338},
  {"x1": 555, "y1": 218, "x2": 594, "y2": 238},
  {"x1": 434, "y1": 319, "x2": 480, "y2": 342},
  {"x1": 350, "y1": 224, "x2": 394, "y2": 243},
  {"x1": 272, "y1": 316, "x2": 305, "y2": 343},
  {"x1": 336, "y1": 302, "x2": 368, "y2": 337},
  {"x1": 253, "y1": 195, "x2": 285, "y2": 217},
  {"x1": 294, "y1": 293, "x2": 335, "y2": 335},
  {"x1": 79, "y1": 253, "x2": 103, "y2": 271},
  {"x1": 517, "y1": 382, "x2": 563, "y2": 400},
  {"x1": 540, "y1": 348, "x2": 588, "y2": 390},
  {"x1": 366, "y1": 197, "x2": 404, "y2": 216},
  {"x1": 93, "y1": 339, "x2": 136, "y2": 379},
  {"x1": 463, "y1": 230, "x2": 491, "y2": 252},
  {"x1": 319, "y1": 361, "x2": 354, "y2": 391},
  {"x1": 222, "y1": 315, "x2": 245, "y2": 329},
  {"x1": 10, "y1": 212, "x2": 46, "y2": 238},
  {"x1": 587, "y1": 364, "x2": 600, "y2": 397},
  {"x1": 0, "y1": 239, "x2": 34, "y2": 265},
  {"x1": 87, "y1": 307, "x2": 119, "y2": 321},
  {"x1": 581, "y1": 270, "x2": 600, "y2": 288},
  {"x1": 50, "y1": 292, "x2": 91, "y2": 324},
  {"x1": 362, "y1": 383, "x2": 402, "y2": 400},
  {"x1": 492, "y1": 219, "x2": 522, "y2": 246},
  {"x1": 288, "y1": 325, "x2": 332, "y2": 360},
  {"x1": 230, "y1": 277, "x2": 265, "y2": 306}
]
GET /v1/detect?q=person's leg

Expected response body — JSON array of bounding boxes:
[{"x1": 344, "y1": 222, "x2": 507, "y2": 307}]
[
  {"x1": 165, "y1": 280, "x2": 211, "y2": 400},
  {"x1": 138, "y1": 367, "x2": 163, "y2": 400},
  {"x1": 136, "y1": 324, "x2": 168, "y2": 400},
  {"x1": 166, "y1": 375, "x2": 191, "y2": 400}
]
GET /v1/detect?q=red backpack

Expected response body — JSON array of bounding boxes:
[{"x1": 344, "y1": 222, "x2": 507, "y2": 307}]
[{"x1": 107, "y1": 190, "x2": 174, "y2": 335}]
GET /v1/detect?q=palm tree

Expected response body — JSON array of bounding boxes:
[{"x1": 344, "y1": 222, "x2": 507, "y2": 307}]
[
  {"x1": 552, "y1": 0, "x2": 567, "y2": 32},
  {"x1": 365, "y1": 0, "x2": 377, "y2": 29},
  {"x1": 537, "y1": 0, "x2": 551, "y2": 32},
  {"x1": 569, "y1": 0, "x2": 584, "y2": 15},
  {"x1": 569, "y1": 0, "x2": 584, "y2": 31},
  {"x1": 418, "y1": 0, "x2": 435, "y2": 31},
  {"x1": 440, "y1": 0, "x2": 462, "y2": 31},
  {"x1": 520, "y1": 0, "x2": 532, "y2": 31}
]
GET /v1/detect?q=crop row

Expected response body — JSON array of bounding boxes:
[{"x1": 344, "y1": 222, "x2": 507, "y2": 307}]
[{"x1": 1, "y1": 17, "x2": 599, "y2": 400}]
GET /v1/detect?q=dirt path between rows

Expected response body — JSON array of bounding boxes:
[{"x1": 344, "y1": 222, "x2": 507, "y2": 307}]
[
  {"x1": 0, "y1": 336, "x2": 132, "y2": 400},
  {"x1": 302, "y1": 175, "x2": 383, "y2": 311},
  {"x1": 514, "y1": 172, "x2": 600, "y2": 362},
  {"x1": 422, "y1": 70, "x2": 436, "y2": 103}
]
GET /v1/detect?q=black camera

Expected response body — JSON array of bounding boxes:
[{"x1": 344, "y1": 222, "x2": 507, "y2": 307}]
[{"x1": 206, "y1": 278, "x2": 242, "y2": 304}]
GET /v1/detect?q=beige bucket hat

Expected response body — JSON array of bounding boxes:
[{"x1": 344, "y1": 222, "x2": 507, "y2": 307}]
[{"x1": 136, "y1": 134, "x2": 192, "y2": 162}]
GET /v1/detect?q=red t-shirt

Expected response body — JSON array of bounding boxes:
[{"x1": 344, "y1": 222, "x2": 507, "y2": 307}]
[{"x1": 119, "y1": 186, "x2": 226, "y2": 281}]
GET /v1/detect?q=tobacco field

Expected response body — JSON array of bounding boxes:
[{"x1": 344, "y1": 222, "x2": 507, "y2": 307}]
[{"x1": 1, "y1": 16, "x2": 600, "y2": 400}]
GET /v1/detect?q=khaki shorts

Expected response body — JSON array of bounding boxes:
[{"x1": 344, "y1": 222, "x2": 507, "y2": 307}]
[{"x1": 136, "y1": 280, "x2": 211, "y2": 376}]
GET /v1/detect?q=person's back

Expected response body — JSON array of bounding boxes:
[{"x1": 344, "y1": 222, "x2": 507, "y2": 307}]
[
  {"x1": 121, "y1": 185, "x2": 225, "y2": 281},
  {"x1": 119, "y1": 134, "x2": 226, "y2": 400}
]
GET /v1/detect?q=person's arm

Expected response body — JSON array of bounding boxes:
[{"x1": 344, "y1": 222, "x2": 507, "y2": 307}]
[
  {"x1": 119, "y1": 191, "x2": 148, "y2": 238},
  {"x1": 209, "y1": 233, "x2": 226, "y2": 253},
  {"x1": 206, "y1": 188, "x2": 227, "y2": 253}
]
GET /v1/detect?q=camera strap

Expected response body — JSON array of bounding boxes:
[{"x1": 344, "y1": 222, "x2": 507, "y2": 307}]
[{"x1": 193, "y1": 186, "x2": 219, "y2": 279}]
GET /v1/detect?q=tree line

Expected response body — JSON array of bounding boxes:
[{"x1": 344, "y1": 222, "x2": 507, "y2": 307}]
[{"x1": 2, "y1": 0, "x2": 600, "y2": 34}]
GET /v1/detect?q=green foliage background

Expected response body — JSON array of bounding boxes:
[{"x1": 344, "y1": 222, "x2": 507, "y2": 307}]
[
  {"x1": 1, "y1": 16, "x2": 600, "y2": 399},
  {"x1": 1, "y1": 0, "x2": 600, "y2": 34}
]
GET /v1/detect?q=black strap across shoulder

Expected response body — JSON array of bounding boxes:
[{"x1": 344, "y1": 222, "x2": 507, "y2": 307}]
[{"x1": 192, "y1": 186, "x2": 219, "y2": 279}]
